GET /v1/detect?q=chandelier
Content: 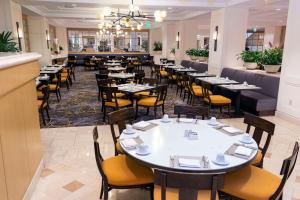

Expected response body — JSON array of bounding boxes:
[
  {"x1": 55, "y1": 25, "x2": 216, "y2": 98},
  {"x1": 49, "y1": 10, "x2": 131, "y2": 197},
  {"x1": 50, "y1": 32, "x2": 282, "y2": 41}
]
[{"x1": 97, "y1": 0, "x2": 167, "y2": 31}]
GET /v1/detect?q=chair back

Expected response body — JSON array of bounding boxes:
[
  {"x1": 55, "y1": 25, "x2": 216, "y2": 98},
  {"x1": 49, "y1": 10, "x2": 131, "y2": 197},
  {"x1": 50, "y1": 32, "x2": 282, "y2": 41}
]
[
  {"x1": 99, "y1": 69, "x2": 109, "y2": 74},
  {"x1": 126, "y1": 64, "x2": 135, "y2": 73},
  {"x1": 243, "y1": 113, "x2": 275, "y2": 156},
  {"x1": 143, "y1": 78, "x2": 158, "y2": 86},
  {"x1": 107, "y1": 108, "x2": 135, "y2": 154},
  {"x1": 101, "y1": 86, "x2": 119, "y2": 106},
  {"x1": 202, "y1": 82, "x2": 211, "y2": 101},
  {"x1": 93, "y1": 127, "x2": 108, "y2": 183},
  {"x1": 155, "y1": 85, "x2": 168, "y2": 105},
  {"x1": 154, "y1": 169, "x2": 224, "y2": 200},
  {"x1": 270, "y1": 142, "x2": 299, "y2": 200},
  {"x1": 174, "y1": 104, "x2": 209, "y2": 119},
  {"x1": 134, "y1": 70, "x2": 145, "y2": 84},
  {"x1": 53, "y1": 73, "x2": 61, "y2": 88}
]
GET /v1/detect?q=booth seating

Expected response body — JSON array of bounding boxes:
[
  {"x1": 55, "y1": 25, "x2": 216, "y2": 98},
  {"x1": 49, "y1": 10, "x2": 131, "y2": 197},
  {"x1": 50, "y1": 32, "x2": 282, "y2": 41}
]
[
  {"x1": 220, "y1": 67, "x2": 280, "y2": 115},
  {"x1": 180, "y1": 60, "x2": 208, "y2": 73}
]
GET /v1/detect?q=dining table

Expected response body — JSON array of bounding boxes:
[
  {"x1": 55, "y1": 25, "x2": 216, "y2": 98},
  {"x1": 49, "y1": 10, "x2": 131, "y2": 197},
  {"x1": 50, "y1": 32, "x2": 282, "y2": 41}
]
[
  {"x1": 188, "y1": 72, "x2": 216, "y2": 78},
  {"x1": 117, "y1": 83, "x2": 156, "y2": 102},
  {"x1": 120, "y1": 118, "x2": 258, "y2": 174},
  {"x1": 107, "y1": 66, "x2": 126, "y2": 72},
  {"x1": 196, "y1": 77, "x2": 239, "y2": 85}
]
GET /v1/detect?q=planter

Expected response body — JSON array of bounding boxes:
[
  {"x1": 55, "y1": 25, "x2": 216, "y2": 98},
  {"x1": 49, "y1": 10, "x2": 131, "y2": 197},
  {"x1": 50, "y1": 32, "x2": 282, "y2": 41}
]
[
  {"x1": 190, "y1": 55, "x2": 199, "y2": 60},
  {"x1": 263, "y1": 65, "x2": 281, "y2": 73},
  {"x1": 198, "y1": 56, "x2": 207, "y2": 62},
  {"x1": 153, "y1": 51, "x2": 162, "y2": 55},
  {"x1": 243, "y1": 62, "x2": 258, "y2": 70}
]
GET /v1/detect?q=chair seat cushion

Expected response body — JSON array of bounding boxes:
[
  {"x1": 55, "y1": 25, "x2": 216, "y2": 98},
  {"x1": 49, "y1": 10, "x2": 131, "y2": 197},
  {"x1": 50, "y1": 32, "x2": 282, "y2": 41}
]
[
  {"x1": 137, "y1": 97, "x2": 163, "y2": 106},
  {"x1": 193, "y1": 89, "x2": 203, "y2": 96},
  {"x1": 241, "y1": 91, "x2": 277, "y2": 112},
  {"x1": 37, "y1": 91, "x2": 44, "y2": 99},
  {"x1": 134, "y1": 91, "x2": 151, "y2": 97},
  {"x1": 221, "y1": 165, "x2": 281, "y2": 200},
  {"x1": 102, "y1": 155, "x2": 153, "y2": 186},
  {"x1": 37, "y1": 100, "x2": 47, "y2": 109},
  {"x1": 105, "y1": 99, "x2": 132, "y2": 107},
  {"x1": 251, "y1": 150, "x2": 263, "y2": 166},
  {"x1": 103, "y1": 93, "x2": 125, "y2": 99},
  {"x1": 61, "y1": 77, "x2": 68, "y2": 82},
  {"x1": 154, "y1": 186, "x2": 219, "y2": 200},
  {"x1": 49, "y1": 84, "x2": 59, "y2": 91},
  {"x1": 160, "y1": 71, "x2": 168, "y2": 77},
  {"x1": 204, "y1": 95, "x2": 231, "y2": 104}
]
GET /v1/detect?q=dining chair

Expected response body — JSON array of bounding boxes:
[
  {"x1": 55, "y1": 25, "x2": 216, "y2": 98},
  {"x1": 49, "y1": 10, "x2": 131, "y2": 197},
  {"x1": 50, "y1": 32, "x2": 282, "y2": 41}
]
[
  {"x1": 107, "y1": 108, "x2": 135, "y2": 155},
  {"x1": 154, "y1": 169, "x2": 224, "y2": 200},
  {"x1": 126, "y1": 64, "x2": 135, "y2": 73},
  {"x1": 133, "y1": 78, "x2": 158, "y2": 99},
  {"x1": 188, "y1": 77, "x2": 204, "y2": 105},
  {"x1": 175, "y1": 72, "x2": 185, "y2": 97},
  {"x1": 133, "y1": 69, "x2": 145, "y2": 84},
  {"x1": 202, "y1": 82, "x2": 231, "y2": 115},
  {"x1": 174, "y1": 104, "x2": 209, "y2": 120},
  {"x1": 136, "y1": 84, "x2": 168, "y2": 119},
  {"x1": 243, "y1": 112, "x2": 276, "y2": 168},
  {"x1": 100, "y1": 86, "x2": 132, "y2": 121},
  {"x1": 159, "y1": 67, "x2": 169, "y2": 82},
  {"x1": 48, "y1": 73, "x2": 61, "y2": 102},
  {"x1": 93, "y1": 127, "x2": 154, "y2": 200},
  {"x1": 37, "y1": 86, "x2": 50, "y2": 125},
  {"x1": 181, "y1": 75, "x2": 191, "y2": 103},
  {"x1": 221, "y1": 142, "x2": 299, "y2": 200},
  {"x1": 60, "y1": 68, "x2": 71, "y2": 89}
]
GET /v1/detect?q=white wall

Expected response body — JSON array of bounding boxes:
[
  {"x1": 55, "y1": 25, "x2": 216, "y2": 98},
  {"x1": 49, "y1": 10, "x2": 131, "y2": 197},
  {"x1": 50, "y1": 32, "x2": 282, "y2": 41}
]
[
  {"x1": 208, "y1": 8, "x2": 248, "y2": 74},
  {"x1": 55, "y1": 27, "x2": 68, "y2": 53},
  {"x1": 10, "y1": 0, "x2": 25, "y2": 52},
  {"x1": 0, "y1": 0, "x2": 13, "y2": 32},
  {"x1": 264, "y1": 26, "x2": 282, "y2": 49},
  {"x1": 277, "y1": 0, "x2": 300, "y2": 121}
]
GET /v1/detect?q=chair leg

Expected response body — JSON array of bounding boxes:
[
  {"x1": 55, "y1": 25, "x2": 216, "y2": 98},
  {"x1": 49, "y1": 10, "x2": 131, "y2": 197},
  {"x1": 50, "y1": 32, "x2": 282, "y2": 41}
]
[
  {"x1": 103, "y1": 106, "x2": 106, "y2": 122},
  {"x1": 162, "y1": 104, "x2": 165, "y2": 115},
  {"x1": 72, "y1": 73, "x2": 76, "y2": 81},
  {"x1": 55, "y1": 91, "x2": 60, "y2": 102},
  {"x1": 135, "y1": 105, "x2": 139, "y2": 119},
  {"x1": 154, "y1": 107, "x2": 157, "y2": 119},
  {"x1": 103, "y1": 187, "x2": 109, "y2": 200},
  {"x1": 40, "y1": 109, "x2": 46, "y2": 126},
  {"x1": 58, "y1": 89, "x2": 61, "y2": 99},
  {"x1": 100, "y1": 180, "x2": 104, "y2": 199},
  {"x1": 150, "y1": 185, "x2": 154, "y2": 200},
  {"x1": 45, "y1": 107, "x2": 50, "y2": 120},
  {"x1": 146, "y1": 107, "x2": 149, "y2": 115}
]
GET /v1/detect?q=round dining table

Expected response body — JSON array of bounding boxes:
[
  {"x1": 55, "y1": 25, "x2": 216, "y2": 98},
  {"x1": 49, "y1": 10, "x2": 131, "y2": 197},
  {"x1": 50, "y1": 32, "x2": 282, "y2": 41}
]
[{"x1": 120, "y1": 118, "x2": 258, "y2": 174}]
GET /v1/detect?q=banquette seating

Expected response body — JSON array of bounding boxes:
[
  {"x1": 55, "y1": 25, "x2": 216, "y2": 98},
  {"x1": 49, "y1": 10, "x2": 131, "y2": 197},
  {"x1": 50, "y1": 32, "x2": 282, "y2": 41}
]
[
  {"x1": 220, "y1": 67, "x2": 280, "y2": 115},
  {"x1": 180, "y1": 60, "x2": 208, "y2": 73}
]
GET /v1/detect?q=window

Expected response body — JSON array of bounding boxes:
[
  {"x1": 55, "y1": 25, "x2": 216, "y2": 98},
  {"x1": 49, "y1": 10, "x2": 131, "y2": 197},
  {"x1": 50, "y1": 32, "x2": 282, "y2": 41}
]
[{"x1": 246, "y1": 29, "x2": 265, "y2": 51}]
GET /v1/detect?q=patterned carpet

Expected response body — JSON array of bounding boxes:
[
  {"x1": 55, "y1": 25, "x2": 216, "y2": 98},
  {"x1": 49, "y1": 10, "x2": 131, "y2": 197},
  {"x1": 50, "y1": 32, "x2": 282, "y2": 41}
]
[{"x1": 40, "y1": 66, "x2": 232, "y2": 128}]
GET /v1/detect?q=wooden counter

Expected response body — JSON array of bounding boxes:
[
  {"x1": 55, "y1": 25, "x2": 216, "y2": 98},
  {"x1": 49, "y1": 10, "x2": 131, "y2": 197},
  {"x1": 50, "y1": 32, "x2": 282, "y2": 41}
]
[{"x1": 0, "y1": 53, "x2": 43, "y2": 200}]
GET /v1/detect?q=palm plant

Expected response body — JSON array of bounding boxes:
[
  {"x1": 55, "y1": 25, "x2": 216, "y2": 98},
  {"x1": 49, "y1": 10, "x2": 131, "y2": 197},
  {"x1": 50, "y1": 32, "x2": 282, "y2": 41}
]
[{"x1": 0, "y1": 31, "x2": 19, "y2": 52}]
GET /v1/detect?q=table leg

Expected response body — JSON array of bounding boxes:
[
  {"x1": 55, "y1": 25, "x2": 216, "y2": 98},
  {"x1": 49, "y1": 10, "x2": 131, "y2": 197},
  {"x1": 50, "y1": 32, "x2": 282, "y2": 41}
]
[{"x1": 235, "y1": 91, "x2": 242, "y2": 115}]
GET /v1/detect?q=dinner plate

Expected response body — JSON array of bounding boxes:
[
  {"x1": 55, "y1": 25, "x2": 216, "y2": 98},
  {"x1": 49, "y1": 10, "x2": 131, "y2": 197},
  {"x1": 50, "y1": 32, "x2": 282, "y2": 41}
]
[
  {"x1": 136, "y1": 149, "x2": 151, "y2": 156},
  {"x1": 122, "y1": 129, "x2": 135, "y2": 135}
]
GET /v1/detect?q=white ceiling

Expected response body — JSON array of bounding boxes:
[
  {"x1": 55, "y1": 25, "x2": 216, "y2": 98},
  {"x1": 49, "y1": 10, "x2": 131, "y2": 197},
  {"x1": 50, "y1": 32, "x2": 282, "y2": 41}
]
[{"x1": 17, "y1": 0, "x2": 289, "y2": 28}]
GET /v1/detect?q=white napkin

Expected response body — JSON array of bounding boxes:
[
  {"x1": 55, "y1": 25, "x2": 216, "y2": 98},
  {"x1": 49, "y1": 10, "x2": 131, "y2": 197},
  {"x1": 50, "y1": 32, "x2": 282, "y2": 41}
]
[
  {"x1": 235, "y1": 146, "x2": 252, "y2": 157},
  {"x1": 133, "y1": 121, "x2": 151, "y2": 129},
  {"x1": 121, "y1": 139, "x2": 137, "y2": 148},
  {"x1": 179, "y1": 118, "x2": 194, "y2": 123},
  {"x1": 222, "y1": 127, "x2": 243, "y2": 134},
  {"x1": 178, "y1": 158, "x2": 201, "y2": 168}
]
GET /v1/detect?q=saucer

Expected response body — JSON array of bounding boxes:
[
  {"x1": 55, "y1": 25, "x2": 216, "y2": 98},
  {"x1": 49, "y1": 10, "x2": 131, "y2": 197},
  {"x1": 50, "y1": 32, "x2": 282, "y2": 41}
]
[
  {"x1": 208, "y1": 121, "x2": 219, "y2": 126},
  {"x1": 239, "y1": 139, "x2": 254, "y2": 144},
  {"x1": 122, "y1": 129, "x2": 135, "y2": 135},
  {"x1": 212, "y1": 159, "x2": 230, "y2": 166},
  {"x1": 161, "y1": 118, "x2": 172, "y2": 123},
  {"x1": 136, "y1": 149, "x2": 151, "y2": 156}
]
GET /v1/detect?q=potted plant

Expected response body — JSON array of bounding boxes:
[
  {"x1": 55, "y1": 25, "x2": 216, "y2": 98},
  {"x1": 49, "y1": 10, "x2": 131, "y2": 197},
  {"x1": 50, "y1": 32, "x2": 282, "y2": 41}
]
[
  {"x1": 237, "y1": 51, "x2": 261, "y2": 70},
  {"x1": 259, "y1": 48, "x2": 283, "y2": 73},
  {"x1": 198, "y1": 49, "x2": 209, "y2": 62},
  {"x1": 185, "y1": 48, "x2": 209, "y2": 61},
  {"x1": 153, "y1": 41, "x2": 162, "y2": 54},
  {"x1": 169, "y1": 48, "x2": 175, "y2": 59},
  {"x1": 0, "y1": 31, "x2": 19, "y2": 53},
  {"x1": 186, "y1": 48, "x2": 199, "y2": 60}
]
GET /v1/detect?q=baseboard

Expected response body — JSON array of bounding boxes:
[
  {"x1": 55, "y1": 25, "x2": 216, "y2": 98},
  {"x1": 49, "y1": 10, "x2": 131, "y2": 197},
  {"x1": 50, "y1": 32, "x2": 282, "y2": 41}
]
[
  {"x1": 275, "y1": 111, "x2": 300, "y2": 124},
  {"x1": 22, "y1": 158, "x2": 45, "y2": 200}
]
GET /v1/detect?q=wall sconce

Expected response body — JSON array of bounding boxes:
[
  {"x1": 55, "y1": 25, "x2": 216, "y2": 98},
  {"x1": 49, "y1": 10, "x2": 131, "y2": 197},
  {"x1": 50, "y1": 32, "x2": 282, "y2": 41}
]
[
  {"x1": 46, "y1": 30, "x2": 50, "y2": 49},
  {"x1": 213, "y1": 26, "x2": 218, "y2": 51},
  {"x1": 16, "y1": 22, "x2": 23, "y2": 51},
  {"x1": 176, "y1": 32, "x2": 180, "y2": 49}
]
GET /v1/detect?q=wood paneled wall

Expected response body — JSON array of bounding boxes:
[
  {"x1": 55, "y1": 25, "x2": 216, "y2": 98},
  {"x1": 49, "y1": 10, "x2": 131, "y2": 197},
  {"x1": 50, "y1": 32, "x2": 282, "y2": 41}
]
[{"x1": 0, "y1": 60, "x2": 42, "y2": 200}]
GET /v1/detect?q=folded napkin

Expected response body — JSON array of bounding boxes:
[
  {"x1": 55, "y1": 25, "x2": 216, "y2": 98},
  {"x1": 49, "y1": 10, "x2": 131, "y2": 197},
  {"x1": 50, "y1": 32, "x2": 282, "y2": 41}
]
[
  {"x1": 235, "y1": 146, "x2": 252, "y2": 157},
  {"x1": 179, "y1": 118, "x2": 194, "y2": 123},
  {"x1": 178, "y1": 158, "x2": 201, "y2": 168},
  {"x1": 133, "y1": 121, "x2": 151, "y2": 129},
  {"x1": 222, "y1": 127, "x2": 243, "y2": 134},
  {"x1": 121, "y1": 139, "x2": 137, "y2": 149}
]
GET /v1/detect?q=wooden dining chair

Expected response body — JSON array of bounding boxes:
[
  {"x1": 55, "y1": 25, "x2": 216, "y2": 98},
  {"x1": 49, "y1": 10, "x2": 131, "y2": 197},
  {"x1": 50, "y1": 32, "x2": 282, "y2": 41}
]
[
  {"x1": 100, "y1": 86, "x2": 132, "y2": 121},
  {"x1": 154, "y1": 169, "x2": 224, "y2": 200},
  {"x1": 133, "y1": 69, "x2": 145, "y2": 84},
  {"x1": 202, "y1": 82, "x2": 231, "y2": 115},
  {"x1": 38, "y1": 86, "x2": 50, "y2": 125},
  {"x1": 93, "y1": 127, "x2": 154, "y2": 200},
  {"x1": 243, "y1": 112, "x2": 276, "y2": 168},
  {"x1": 60, "y1": 68, "x2": 71, "y2": 89},
  {"x1": 107, "y1": 108, "x2": 135, "y2": 155},
  {"x1": 174, "y1": 104, "x2": 209, "y2": 120},
  {"x1": 136, "y1": 84, "x2": 168, "y2": 119},
  {"x1": 221, "y1": 142, "x2": 299, "y2": 200},
  {"x1": 48, "y1": 73, "x2": 61, "y2": 102}
]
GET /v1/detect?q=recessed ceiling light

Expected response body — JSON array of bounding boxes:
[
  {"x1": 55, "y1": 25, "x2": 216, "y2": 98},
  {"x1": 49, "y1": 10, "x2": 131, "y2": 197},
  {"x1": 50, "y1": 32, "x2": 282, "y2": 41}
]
[{"x1": 275, "y1": 8, "x2": 281, "y2": 11}]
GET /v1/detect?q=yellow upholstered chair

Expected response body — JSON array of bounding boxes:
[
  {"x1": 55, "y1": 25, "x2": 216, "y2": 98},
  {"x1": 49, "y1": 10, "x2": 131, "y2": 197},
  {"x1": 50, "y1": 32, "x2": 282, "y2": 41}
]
[
  {"x1": 100, "y1": 85, "x2": 132, "y2": 121},
  {"x1": 60, "y1": 69, "x2": 71, "y2": 90},
  {"x1": 93, "y1": 127, "x2": 154, "y2": 200},
  {"x1": 221, "y1": 142, "x2": 299, "y2": 200},
  {"x1": 49, "y1": 73, "x2": 61, "y2": 102},
  {"x1": 154, "y1": 169, "x2": 223, "y2": 200},
  {"x1": 202, "y1": 82, "x2": 231, "y2": 114},
  {"x1": 159, "y1": 66, "x2": 169, "y2": 82},
  {"x1": 37, "y1": 87, "x2": 50, "y2": 125},
  {"x1": 107, "y1": 108, "x2": 135, "y2": 155},
  {"x1": 133, "y1": 78, "x2": 158, "y2": 99},
  {"x1": 243, "y1": 112, "x2": 275, "y2": 168},
  {"x1": 136, "y1": 84, "x2": 168, "y2": 119}
]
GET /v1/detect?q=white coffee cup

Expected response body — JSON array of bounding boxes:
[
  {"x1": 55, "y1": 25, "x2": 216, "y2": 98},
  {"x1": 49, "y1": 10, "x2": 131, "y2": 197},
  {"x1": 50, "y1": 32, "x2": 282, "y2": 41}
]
[
  {"x1": 216, "y1": 153, "x2": 226, "y2": 164},
  {"x1": 210, "y1": 117, "x2": 217, "y2": 124},
  {"x1": 137, "y1": 143, "x2": 149, "y2": 154},
  {"x1": 243, "y1": 81, "x2": 248, "y2": 86},
  {"x1": 225, "y1": 77, "x2": 229, "y2": 80},
  {"x1": 162, "y1": 114, "x2": 169, "y2": 120},
  {"x1": 242, "y1": 134, "x2": 252, "y2": 142},
  {"x1": 126, "y1": 124, "x2": 134, "y2": 133}
]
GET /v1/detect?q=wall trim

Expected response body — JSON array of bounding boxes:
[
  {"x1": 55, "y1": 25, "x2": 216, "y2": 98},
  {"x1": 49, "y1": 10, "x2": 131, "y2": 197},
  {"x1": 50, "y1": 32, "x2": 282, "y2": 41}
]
[
  {"x1": 275, "y1": 110, "x2": 300, "y2": 124},
  {"x1": 22, "y1": 158, "x2": 45, "y2": 200}
]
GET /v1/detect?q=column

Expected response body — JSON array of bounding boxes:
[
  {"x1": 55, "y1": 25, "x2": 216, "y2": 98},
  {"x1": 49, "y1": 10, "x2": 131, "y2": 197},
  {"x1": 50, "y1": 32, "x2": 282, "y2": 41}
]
[
  {"x1": 277, "y1": 0, "x2": 300, "y2": 121},
  {"x1": 208, "y1": 8, "x2": 249, "y2": 74},
  {"x1": 27, "y1": 16, "x2": 51, "y2": 65},
  {"x1": 0, "y1": 0, "x2": 13, "y2": 32},
  {"x1": 55, "y1": 27, "x2": 68, "y2": 53}
]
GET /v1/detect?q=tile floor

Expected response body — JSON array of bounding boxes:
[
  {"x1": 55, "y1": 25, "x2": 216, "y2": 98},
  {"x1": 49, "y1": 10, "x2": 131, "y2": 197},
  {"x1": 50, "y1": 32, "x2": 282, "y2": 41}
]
[{"x1": 30, "y1": 116, "x2": 300, "y2": 200}]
